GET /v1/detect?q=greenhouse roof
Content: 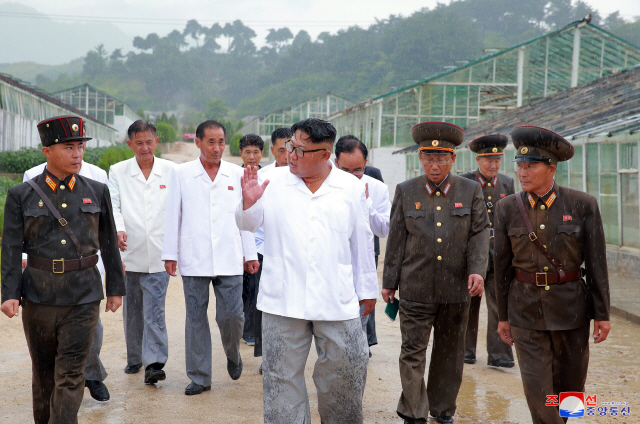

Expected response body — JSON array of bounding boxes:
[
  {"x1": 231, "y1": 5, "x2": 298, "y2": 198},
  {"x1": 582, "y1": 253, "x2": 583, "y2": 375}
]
[
  {"x1": 53, "y1": 83, "x2": 131, "y2": 108},
  {"x1": 249, "y1": 92, "x2": 354, "y2": 122}
]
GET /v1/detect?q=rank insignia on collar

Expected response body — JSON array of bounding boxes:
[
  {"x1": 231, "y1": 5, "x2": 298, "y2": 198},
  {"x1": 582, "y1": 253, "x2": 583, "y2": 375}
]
[
  {"x1": 68, "y1": 175, "x2": 76, "y2": 191},
  {"x1": 45, "y1": 175, "x2": 57, "y2": 192},
  {"x1": 83, "y1": 198, "x2": 92, "y2": 204},
  {"x1": 527, "y1": 193, "x2": 536, "y2": 208},
  {"x1": 160, "y1": 185, "x2": 166, "y2": 189},
  {"x1": 442, "y1": 181, "x2": 451, "y2": 197},
  {"x1": 228, "y1": 186, "x2": 234, "y2": 190},
  {"x1": 38, "y1": 199, "x2": 44, "y2": 207},
  {"x1": 477, "y1": 175, "x2": 485, "y2": 187},
  {"x1": 415, "y1": 202, "x2": 421, "y2": 210},
  {"x1": 425, "y1": 183, "x2": 434, "y2": 196},
  {"x1": 545, "y1": 192, "x2": 557, "y2": 208},
  {"x1": 563, "y1": 215, "x2": 572, "y2": 221},
  {"x1": 455, "y1": 202, "x2": 463, "y2": 208}
]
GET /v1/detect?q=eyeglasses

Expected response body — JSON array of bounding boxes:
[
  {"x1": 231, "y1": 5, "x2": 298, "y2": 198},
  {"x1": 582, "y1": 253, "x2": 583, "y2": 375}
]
[
  {"x1": 420, "y1": 153, "x2": 452, "y2": 166},
  {"x1": 285, "y1": 141, "x2": 328, "y2": 158}
]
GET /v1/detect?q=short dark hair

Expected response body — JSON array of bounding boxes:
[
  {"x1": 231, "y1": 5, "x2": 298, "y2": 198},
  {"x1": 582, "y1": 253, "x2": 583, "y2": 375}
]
[
  {"x1": 271, "y1": 127, "x2": 292, "y2": 145},
  {"x1": 239, "y1": 134, "x2": 264, "y2": 151},
  {"x1": 335, "y1": 135, "x2": 368, "y2": 160},
  {"x1": 196, "y1": 120, "x2": 226, "y2": 140},
  {"x1": 290, "y1": 118, "x2": 336, "y2": 145},
  {"x1": 127, "y1": 120, "x2": 157, "y2": 140}
]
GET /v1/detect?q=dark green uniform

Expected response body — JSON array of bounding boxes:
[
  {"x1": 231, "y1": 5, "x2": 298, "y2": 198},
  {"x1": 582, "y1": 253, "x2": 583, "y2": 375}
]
[
  {"x1": 461, "y1": 170, "x2": 515, "y2": 364},
  {"x1": 383, "y1": 122, "x2": 490, "y2": 423},
  {"x1": 1, "y1": 116, "x2": 125, "y2": 424},
  {"x1": 494, "y1": 126, "x2": 610, "y2": 424}
]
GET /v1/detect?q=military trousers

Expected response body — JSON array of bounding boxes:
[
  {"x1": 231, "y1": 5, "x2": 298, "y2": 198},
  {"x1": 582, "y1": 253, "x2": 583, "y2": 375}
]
[
  {"x1": 397, "y1": 299, "x2": 469, "y2": 421},
  {"x1": 262, "y1": 312, "x2": 369, "y2": 424},
  {"x1": 182, "y1": 275, "x2": 243, "y2": 387},
  {"x1": 123, "y1": 271, "x2": 170, "y2": 369},
  {"x1": 511, "y1": 325, "x2": 590, "y2": 424},
  {"x1": 84, "y1": 317, "x2": 107, "y2": 381},
  {"x1": 242, "y1": 253, "x2": 264, "y2": 356},
  {"x1": 22, "y1": 298, "x2": 99, "y2": 424},
  {"x1": 464, "y1": 272, "x2": 514, "y2": 362}
]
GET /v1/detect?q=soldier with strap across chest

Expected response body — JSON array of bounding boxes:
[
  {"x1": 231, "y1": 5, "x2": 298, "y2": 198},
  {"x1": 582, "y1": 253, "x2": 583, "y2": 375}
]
[
  {"x1": 1, "y1": 115, "x2": 125, "y2": 424},
  {"x1": 460, "y1": 135, "x2": 515, "y2": 368},
  {"x1": 494, "y1": 126, "x2": 610, "y2": 424}
]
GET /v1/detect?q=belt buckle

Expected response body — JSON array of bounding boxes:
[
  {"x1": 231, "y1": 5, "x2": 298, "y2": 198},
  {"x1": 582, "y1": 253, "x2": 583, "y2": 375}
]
[
  {"x1": 529, "y1": 232, "x2": 538, "y2": 242},
  {"x1": 535, "y1": 272, "x2": 547, "y2": 287},
  {"x1": 58, "y1": 218, "x2": 68, "y2": 227},
  {"x1": 52, "y1": 259, "x2": 64, "y2": 274}
]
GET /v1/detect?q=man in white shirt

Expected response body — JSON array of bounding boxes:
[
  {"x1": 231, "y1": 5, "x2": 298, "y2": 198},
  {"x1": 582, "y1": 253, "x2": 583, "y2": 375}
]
[
  {"x1": 109, "y1": 121, "x2": 175, "y2": 386},
  {"x1": 334, "y1": 136, "x2": 390, "y2": 350},
  {"x1": 237, "y1": 118, "x2": 377, "y2": 423},
  {"x1": 22, "y1": 150, "x2": 112, "y2": 402},
  {"x1": 162, "y1": 120, "x2": 259, "y2": 396}
]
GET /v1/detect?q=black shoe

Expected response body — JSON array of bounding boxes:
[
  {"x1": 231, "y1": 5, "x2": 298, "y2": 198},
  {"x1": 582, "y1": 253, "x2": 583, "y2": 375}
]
[
  {"x1": 185, "y1": 381, "x2": 211, "y2": 395},
  {"x1": 464, "y1": 354, "x2": 476, "y2": 364},
  {"x1": 124, "y1": 363, "x2": 142, "y2": 374},
  {"x1": 144, "y1": 369, "x2": 166, "y2": 385},
  {"x1": 436, "y1": 416, "x2": 454, "y2": 423},
  {"x1": 227, "y1": 358, "x2": 243, "y2": 380},
  {"x1": 403, "y1": 419, "x2": 426, "y2": 424},
  {"x1": 243, "y1": 337, "x2": 255, "y2": 346},
  {"x1": 85, "y1": 380, "x2": 110, "y2": 401},
  {"x1": 488, "y1": 358, "x2": 515, "y2": 368}
]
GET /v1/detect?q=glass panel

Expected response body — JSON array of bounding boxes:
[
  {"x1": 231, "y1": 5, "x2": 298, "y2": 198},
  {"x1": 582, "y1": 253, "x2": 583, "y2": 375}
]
[
  {"x1": 585, "y1": 144, "x2": 599, "y2": 202},
  {"x1": 600, "y1": 144, "x2": 617, "y2": 173},
  {"x1": 601, "y1": 195, "x2": 619, "y2": 245},
  {"x1": 380, "y1": 116, "x2": 395, "y2": 147},
  {"x1": 621, "y1": 173, "x2": 640, "y2": 248},
  {"x1": 397, "y1": 89, "x2": 419, "y2": 116},
  {"x1": 555, "y1": 161, "x2": 569, "y2": 187},
  {"x1": 601, "y1": 175, "x2": 617, "y2": 195},
  {"x1": 382, "y1": 96, "x2": 397, "y2": 115},
  {"x1": 396, "y1": 117, "x2": 418, "y2": 147},
  {"x1": 569, "y1": 145, "x2": 583, "y2": 191},
  {"x1": 619, "y1": 142, "x2": 638, "y2": 170}
]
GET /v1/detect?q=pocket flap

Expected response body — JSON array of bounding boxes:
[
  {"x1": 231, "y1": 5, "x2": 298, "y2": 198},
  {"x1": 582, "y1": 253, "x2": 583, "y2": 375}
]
[
  {"x1": 557, "y1": 224, "x2": 580, "y2": 235},
  {"x1": 508, "y1": 226, "x2": 528, "y2": 237},
  {"x1": 450, "y1": 207, "x2": 471, "y2": 216},
  {"x1": 406, "y1": 210, "x2": 426, "y2": 219},
  {"x1": 80, "y1": 205, "x2": 101, "y2": 213},
  {"x1": 24, "y1": 208, "x2": 49, "y2": 217}
]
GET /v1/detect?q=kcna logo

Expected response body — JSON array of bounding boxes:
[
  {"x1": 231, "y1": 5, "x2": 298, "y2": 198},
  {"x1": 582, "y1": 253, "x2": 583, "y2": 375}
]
[{"x1": 546, "y1": 393, "x2": 631, "y2": 417}]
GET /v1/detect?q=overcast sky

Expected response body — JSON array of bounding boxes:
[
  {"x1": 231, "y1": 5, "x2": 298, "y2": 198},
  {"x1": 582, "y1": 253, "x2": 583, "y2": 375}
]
[{"x1": 9, "y1": 0, "x2": 640, "y2": 42}]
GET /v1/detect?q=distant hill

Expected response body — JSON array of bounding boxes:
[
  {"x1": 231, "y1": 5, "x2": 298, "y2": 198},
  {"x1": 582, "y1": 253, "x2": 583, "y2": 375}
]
[
  {"x1": 0, "y1": 58, "x2": 83, "y2": 83},
  {"x1": 0, "y1": 2, "x2": 132, "y2": 65}
]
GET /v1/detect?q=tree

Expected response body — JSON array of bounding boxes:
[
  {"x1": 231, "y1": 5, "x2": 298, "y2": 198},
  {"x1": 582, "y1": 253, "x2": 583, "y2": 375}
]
[
  {"x1": 83, "y1": 44, "x2": 108, "y2": 76},
  {"x1": 133, "y1": 33, "x2": 160, "y2": 51},
  {"x1": 184, "y1": 19, "x2": 203, "y2": 47},
  {"x1": 266, "y1": 27, "x2": 294, "y2": 51},
  {"x1": 156, "y1": 122, "x2": 177, "y2": 143},
  {"x1": 206, "y1": 98, "x2": 229, "y2": 120},
  {"x1": 223, "y1": 20, "x2": 257, "y2": 56}
]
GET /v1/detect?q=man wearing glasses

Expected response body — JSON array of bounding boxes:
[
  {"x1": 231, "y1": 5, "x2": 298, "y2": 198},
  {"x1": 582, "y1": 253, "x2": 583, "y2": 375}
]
[
  {"x1": 236, "y1": 118, "x2": 377, "y2": 423},
  {"x1": 382, "y1": 122, "x2": 490, "y2": 424},
  {"x1": 334, "y1": 135, "x2": 390, "y2": 352}
]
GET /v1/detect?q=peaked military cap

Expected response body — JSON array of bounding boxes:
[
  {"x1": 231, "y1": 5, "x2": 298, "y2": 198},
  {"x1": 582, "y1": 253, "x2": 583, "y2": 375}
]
[
  {"x1": 512, "y1": 126, "x2": 574, "y2": 164},
  {"x1": 412, "y1": 122, "x2": 464, "y2": 155},
  {"x1": 469, "y1": 134, "x2": 508, "y2": 158},
  {"x1": 37, "y1": 116, "x2": 92, "y2": 147}
]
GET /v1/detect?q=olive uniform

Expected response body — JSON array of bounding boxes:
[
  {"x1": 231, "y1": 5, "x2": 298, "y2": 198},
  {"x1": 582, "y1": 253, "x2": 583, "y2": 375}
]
[
  {"x1": 494, "y1": 126, "x2": 610, "y2": 424},
  {"x1": 383, "y1": 122, "x2": 490, "y2": 423},
  {"x1": 1, "y1": 116, "x2": 125, "y2": 424},
  {"x1": 460, "y1": 135, "x2": 515, "y2": 366}
]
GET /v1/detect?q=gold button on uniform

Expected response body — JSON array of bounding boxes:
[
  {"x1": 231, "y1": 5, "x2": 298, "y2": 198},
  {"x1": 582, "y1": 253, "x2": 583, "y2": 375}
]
[
  {"x1": 488, "y1": 209, "x2": 492, "y2": 213},
  {"x1": 437, "y1": 256, "x2": 442, "y2": 261},
  {"x1": 544, "y1": 266, "x2": 549, "y2": 271},
  {"x1": 62, "y1": 203, "x2": 67, "y2": 208},
  {"x1": 436, "y1": 192, "x2": 441, "y2": 196},
  {"x1": 488, "y1": 196, "x2": 492, "y2": 200},
  {"x1": 61, "y1": 240, "x2": 67, "y2": 245},
  {"x1": 541, "y1": 205, "x2": 546, "y2": 210},
  {"x1": 487, "y1": 183, "x2": 492, "y2": 187},
  {"x1": 436, "y1": 206, "x2": 441, "y2": 211},
  {"x1": 437, "y1": 238, "x2": 442, "y2": 243},
  {"x1": 540, "y1": 224, "x2": 545, "y2": 229},
  {"x1": 437, "y1": 222, "x2": 442, "y2": 227},
  {"x1": 60, "y1": 185, "x2": 65, "y2": 190},
  {"x1": 490, "y1": 222, "x2": 493, "y2": 226}
]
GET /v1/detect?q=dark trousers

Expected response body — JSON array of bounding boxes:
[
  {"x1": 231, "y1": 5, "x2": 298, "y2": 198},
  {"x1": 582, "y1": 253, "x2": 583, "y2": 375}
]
[
  {"x1": 22, "y1": 298, "x2": 99, "y2": 424},
  {"x1": 397, "y1": 300, "x2": 469, "y2": 421},
  {"x1": 365, "y1": 256, "x2": 379, "y2": 347},
  {"x1": 464, "y1": 272, "x2": 513, "y2": 362},
  {"x1": 242, "y1": 254, "x2": 263, "y2": 342},
  {"x1": 511, "y1": 325, "x2": 590, "y2": 424},
  {"x1": 250, "y1": 254, "x2": 264, "y2": 357}
]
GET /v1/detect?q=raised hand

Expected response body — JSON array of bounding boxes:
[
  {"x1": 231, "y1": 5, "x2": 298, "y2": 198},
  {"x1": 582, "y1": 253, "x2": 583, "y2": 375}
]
[{"x1": 241, "y1": 166, "x2": 269, "y2": 210}]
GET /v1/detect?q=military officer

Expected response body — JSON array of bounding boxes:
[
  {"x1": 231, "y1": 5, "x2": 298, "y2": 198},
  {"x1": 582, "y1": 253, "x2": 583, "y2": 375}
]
[
  {"x1": 383, "y1": 122, "x2": 490, "y2": 424},
  {"x1": 1, "y1": 115, "x2": 126, "y2": 424},
  {"x1": 494, "y1": 126, "x2": 610, "y2": 424},
  {"x1": 460, "y1": 135, "x2": 515, "y2": 368}
]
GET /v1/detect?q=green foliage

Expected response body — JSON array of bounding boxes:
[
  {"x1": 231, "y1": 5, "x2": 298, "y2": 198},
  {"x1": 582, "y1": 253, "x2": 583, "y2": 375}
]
[
  {"x1": 0, "y1": 176, "x2": 21, "y2": 238},
  {"x1": 205, "y1": 98, "x2": 229, "y2": 121},
  {"x1": 229, "y1": 133, "x2": 242, "y2": 156},
  {"x1": 94, "y1": 144, "x2": 135, "y2": 172},
  {"x1": 0, "y1": 147, "x2": 46, "y2": 173},
  {"x1": 156, "y1": 122, "x2": 177, "y2": 143}
]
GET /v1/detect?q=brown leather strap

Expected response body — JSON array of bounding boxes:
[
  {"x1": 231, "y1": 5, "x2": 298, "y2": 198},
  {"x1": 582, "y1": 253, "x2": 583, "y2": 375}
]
[
  {"x1": 28, "y1": 255, "x2": 99, "y2": 273},
  {"x1": 26, "y1": 178, "x2": 84, "y2": 258},
  {"x1": 515, "y1": 269, "x2": 581, "y2": 285},
  {"x1": 515, "y1": 192, "x2": 566, "y2": 280}
]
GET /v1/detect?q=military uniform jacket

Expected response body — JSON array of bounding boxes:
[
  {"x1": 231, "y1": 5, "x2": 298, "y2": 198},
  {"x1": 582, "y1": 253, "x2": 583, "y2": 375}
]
[
  {"x1": 1, "y1": 169, "x2": 126, "y2": 305},
  {"x1": 460, "y1": 170, "x2": 515, "y2": 273},
  {"x1": 493, "y1": 183, "x2": 610, "y2": 331},
  {"x1": 383, "y1": 173, "x2": 490, "y2": 304}
]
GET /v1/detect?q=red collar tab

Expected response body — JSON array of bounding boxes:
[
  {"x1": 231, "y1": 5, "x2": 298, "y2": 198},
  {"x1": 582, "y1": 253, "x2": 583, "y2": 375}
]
[
  {"x1": 477, "y1": 174, "x2": 485, "y2": 187},
  {"x1": 45, "y1": 175, "x2": 57, "y2": 192},
  {"x1": 68, "y1": 175, "x2": 76, "y2": 191},
  {"x1": 545, "y1": 191, "x2": 557, "y2": 209},
  {"x1": 477, "y1": 174, "x2": 497, "y2": 187},
  {"x1": 492, "y1": 176, "x2": 498, "y2": 186},
  {"x1": 527, "y1": 192, "x2": 536, "y2": 208},
  {"x1": 441, "y1": 181, "x2": 452, "y2": 197},
  {"x1": 425, "y1": 181, "x2": 434, "y2": 196}
]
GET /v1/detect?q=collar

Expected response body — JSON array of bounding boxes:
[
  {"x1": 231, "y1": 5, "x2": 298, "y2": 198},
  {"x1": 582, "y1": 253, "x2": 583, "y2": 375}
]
[
  {"x1": 43, "y1": 168, "x2": 77, "y2": 192},
  {"x1": 425, "y1": 174, "x2": 452, "y2": 197},
  {"x1": 527, "y1": 183, "x2": 558, "y2": 209},
  {"x1": 130, "y1": 157, "x2": 163, "y2": 177},
  {"x1": 193, "y1": 158, "x2": 230, "y2": 179},
  {"x1": 475, "y1": 170, "x2": 498, "y2": 187},
  {"x1": 285, "y1": 160, "x2": 345, "y2": 191}
]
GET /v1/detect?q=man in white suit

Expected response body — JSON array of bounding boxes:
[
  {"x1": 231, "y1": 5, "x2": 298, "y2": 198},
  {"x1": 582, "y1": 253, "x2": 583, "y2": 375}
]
[
  {"x1": 162, "y1": 120, "x2": 259, "y2": 396},
  {"x1": 22, "y1": 145, "x2": 111, "y2": 402}
]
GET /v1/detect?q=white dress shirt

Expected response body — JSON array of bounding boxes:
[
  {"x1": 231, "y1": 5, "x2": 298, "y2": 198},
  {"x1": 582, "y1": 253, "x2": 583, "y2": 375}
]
[
  {"x1": 23, "y1": 161, "x2": 109, "y2": 276},
  {"x1": 254, "y1": 161, "x2": 280, "y2": 255},
  {"x1": 361, "y1": 174, "x2": 391, "y2": 238},
  {"x1": 108, "y1": 157, "x2": 175, "y2": 273},
  {"x1": 162, "y1": 158, "x2": 257, "y2": 277},
  {"x1": 236, "y1": 161, "x2": 378, "y2": 321}
]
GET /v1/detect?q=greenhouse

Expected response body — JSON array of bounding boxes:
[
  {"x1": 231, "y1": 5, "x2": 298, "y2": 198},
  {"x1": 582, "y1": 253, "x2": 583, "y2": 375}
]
[{"x1": 0, "y1": 74, "x2": 116, "y2": 151}]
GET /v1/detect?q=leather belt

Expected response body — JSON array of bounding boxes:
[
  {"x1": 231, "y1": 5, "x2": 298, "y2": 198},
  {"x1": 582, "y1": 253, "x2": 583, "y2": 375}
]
[
  {"x1": 28, "y1": 255, "x2": 99, "y2": 274},
  {"x1": 515, "y1": 269, "x2": 582, "y2": 286}
]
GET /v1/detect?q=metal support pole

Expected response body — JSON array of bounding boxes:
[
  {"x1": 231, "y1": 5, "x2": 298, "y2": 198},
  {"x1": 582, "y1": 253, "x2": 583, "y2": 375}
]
[
  {"x1": 571, "y1": 26, "x2": 582, "y2": 87},
  {"x1": 517, "y1": 47, "x2": 525, "y2": 107}
]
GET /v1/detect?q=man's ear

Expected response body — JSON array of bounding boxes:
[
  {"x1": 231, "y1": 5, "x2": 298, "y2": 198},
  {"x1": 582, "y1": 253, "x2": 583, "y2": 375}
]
[{"x1": 42, "y1": 145, "x2": 51, "y2": 159}]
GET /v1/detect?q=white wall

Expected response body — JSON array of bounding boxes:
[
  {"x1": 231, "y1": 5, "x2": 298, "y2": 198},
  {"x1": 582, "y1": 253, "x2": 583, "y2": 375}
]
[
  {"x1": 114, "y1": 115, "x2": 137, "y2": 142},
  {"x1": 369, "y1": 147, "x2": 407, "y2": 199}
]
